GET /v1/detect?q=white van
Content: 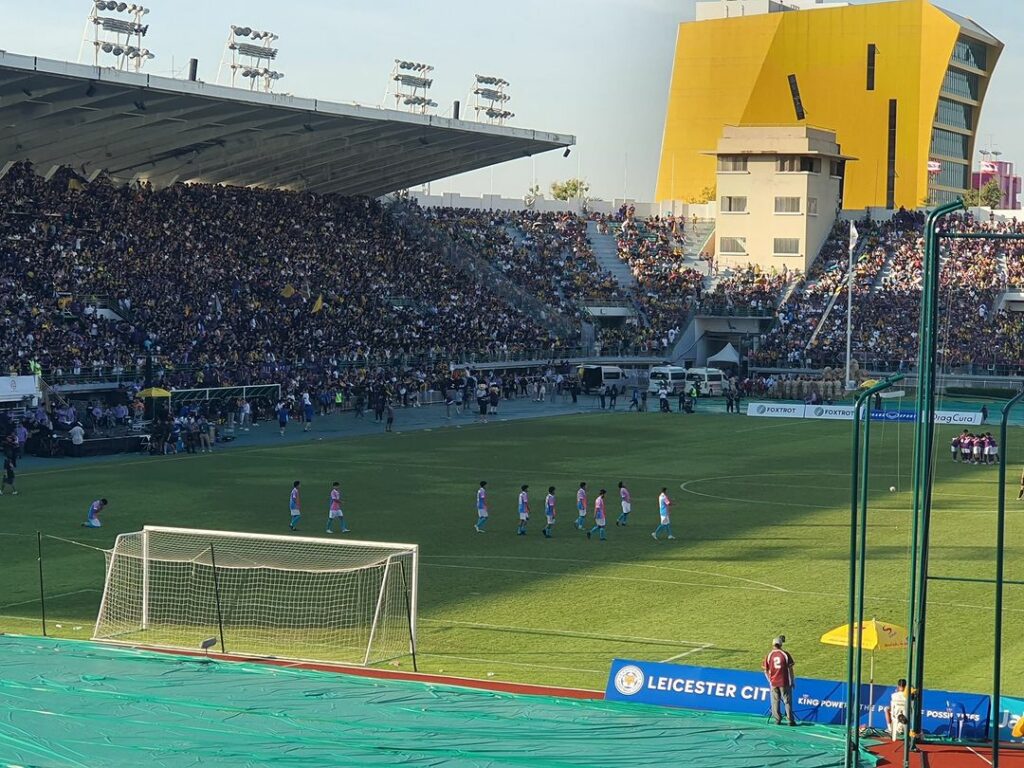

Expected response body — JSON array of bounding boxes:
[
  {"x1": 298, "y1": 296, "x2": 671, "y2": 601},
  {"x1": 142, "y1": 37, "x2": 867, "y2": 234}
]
[
  {"x1": 648, "y1": 365, "x2": 688, "y2": 395},
  {"x1": 684, "y1": 367, "x2": 726, "y2": 396},
  {"x1": 578, "y1": 365, "x2": 624, "y2": 394}
]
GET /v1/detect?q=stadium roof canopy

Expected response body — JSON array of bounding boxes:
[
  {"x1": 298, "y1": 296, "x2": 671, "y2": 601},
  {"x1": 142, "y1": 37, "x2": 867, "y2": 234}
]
[{"x1": 0, "y1": 51, "x2": 574, "y2": 197}]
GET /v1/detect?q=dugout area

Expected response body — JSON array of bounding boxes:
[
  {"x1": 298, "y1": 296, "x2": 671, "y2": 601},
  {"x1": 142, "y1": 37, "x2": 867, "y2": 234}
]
[{"x1": 0, "y1": 635, "x2": 873, "y2": 767}]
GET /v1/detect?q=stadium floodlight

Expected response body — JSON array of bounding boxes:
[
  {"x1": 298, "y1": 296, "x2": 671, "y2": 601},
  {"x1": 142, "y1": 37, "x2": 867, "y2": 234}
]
[
  {"x1": 469, "y1": 73, "x2": 513, "y2": 125},
  {"x1": 94, "y1": 526, "x2": 419, "y2": 667},
  {"x1": 219, "y1": 24, "x2": 284, "y2": 91},
  {"x1": 386, "y1": 58, "x2": 437, "y2": 114},
  {"x1": 81, "y1": 0, "x2": 154, "y2": 71}
]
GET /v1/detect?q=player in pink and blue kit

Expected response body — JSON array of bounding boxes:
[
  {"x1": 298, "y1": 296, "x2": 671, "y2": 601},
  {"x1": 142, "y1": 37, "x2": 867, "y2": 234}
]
[
  {"x1": 543, "y1": 486, "x2": 556, "y2": 539},
  {"x1": 289, "y1": 481, "x2": 301, "y2": 531},
  {"x1": 81, "y1": 498, "x2": 107, "y2": 528},
  {"x1": 574, "y1": 482, "x2": 587, "y2": 530},
  {"x1": 616, "y1": 481, "x2": 631, "y2": 526},
  {"x1": 516, "y1": 485, "x2": 530, "y2": 536},
  {"x1": 326, "y1": 481, "x2": 349, "y2": 533},
  {"x1": 652, "y1": 487, "x2": 676, "y2": 540},
  {"x1": 588, "y1": 489, "x2": 607, "y2": 541},
  {"x1": 474, "y1": 481, "x2": 488, "y2": 533}
]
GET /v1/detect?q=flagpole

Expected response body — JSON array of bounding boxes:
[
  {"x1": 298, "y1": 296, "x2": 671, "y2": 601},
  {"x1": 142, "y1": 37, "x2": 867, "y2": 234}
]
[{"x1": 845, "y1": 220, "x2": 856, "y2": 389}]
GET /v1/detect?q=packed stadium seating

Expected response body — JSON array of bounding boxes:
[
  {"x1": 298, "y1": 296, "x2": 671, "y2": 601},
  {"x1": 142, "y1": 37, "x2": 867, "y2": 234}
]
[{"x1": 752, "y1": 210, "x2": 1024, "y2": 373}]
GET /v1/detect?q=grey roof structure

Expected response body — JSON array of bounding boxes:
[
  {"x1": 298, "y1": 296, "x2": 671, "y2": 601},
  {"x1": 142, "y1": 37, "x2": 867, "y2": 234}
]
[{"x1": 0, "y1": 51, "x2": 574, "y2": 196}]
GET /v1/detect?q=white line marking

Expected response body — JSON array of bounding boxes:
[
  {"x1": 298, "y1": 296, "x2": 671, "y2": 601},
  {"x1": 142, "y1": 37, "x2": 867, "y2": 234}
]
[
  {"x1": 423, "y1": 555, "x2": 788, "y2": 592},
  {"x1": 0, "y1": 589, "x2": 100, "y2": 610},
  {"x1": 660, "y1": 644, "x2": 713, "y2": 663},
  {"x1": 420, "y1": 618, "x2": 710, "y2": 648},
  {"x1": 418, "y1": 653, "x2": 603, "y2": 675},
  {"x1": 425, "y1": 562, "x2": 786, "y2": 594},
  {"x1": 967, "y1": 746, "x2": 994, "y2": 766}
]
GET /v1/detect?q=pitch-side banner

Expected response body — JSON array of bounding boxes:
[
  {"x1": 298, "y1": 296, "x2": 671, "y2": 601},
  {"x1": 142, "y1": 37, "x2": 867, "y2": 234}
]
[
  {"x1": 746, "y1": 402, "x2": 982, "y2": 425},
  {"x1": 605, "y1": 659, "x2": 990, "y2": 738},
  {"x1": 994, "y1": 695, "x2": 1024, "y2": 742}
]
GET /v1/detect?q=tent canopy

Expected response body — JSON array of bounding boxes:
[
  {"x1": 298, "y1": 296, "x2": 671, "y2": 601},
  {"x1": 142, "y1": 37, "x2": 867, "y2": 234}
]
[{"x1": 707, "y1": 343, "x2": 741, "y2": 366}]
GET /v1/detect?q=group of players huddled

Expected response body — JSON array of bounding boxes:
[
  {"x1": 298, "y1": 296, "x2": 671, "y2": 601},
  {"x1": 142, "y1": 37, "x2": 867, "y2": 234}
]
[
  {"x1": 474, "y1": 480, "x2": 676, "y2": 541},
  {"x1": 950, "y1": 429, "x2": 999, "y2": 465}
]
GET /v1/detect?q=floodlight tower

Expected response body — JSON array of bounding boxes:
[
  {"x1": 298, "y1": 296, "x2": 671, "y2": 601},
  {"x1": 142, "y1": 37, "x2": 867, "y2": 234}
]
[
  {"x1": 80, "y1": 1, "x2": 154, "y2": 72},
  {"x1": 471, "y1": 75, "x2": 513, "y2": 125},
  {"x1": 217, "y1": 25, "x2": 283, "y2": 92},
  {"x1": 388, "y1": 60, "x2": 437, "y2": 114}
]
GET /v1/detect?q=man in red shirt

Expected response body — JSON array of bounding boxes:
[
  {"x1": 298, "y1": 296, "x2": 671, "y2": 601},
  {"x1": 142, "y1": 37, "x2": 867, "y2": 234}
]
[{"x1": 762, "y1": 635, "x2": 796, "y2": 726}]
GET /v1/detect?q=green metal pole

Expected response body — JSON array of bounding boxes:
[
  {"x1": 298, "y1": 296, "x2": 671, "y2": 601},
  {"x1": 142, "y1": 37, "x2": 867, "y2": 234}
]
[
  {"x1": 852, "y1": 376, "x2": 903, "y2": 756},
  {"x1": 845, "y1": 387, "x2": 870, "y2": 768},
  {"x1": 993, "y1": 390, "x2": 1024, "y2": 767},
  {"x1": 903, "y1": 200, "x2": 962, "y2": 768}
]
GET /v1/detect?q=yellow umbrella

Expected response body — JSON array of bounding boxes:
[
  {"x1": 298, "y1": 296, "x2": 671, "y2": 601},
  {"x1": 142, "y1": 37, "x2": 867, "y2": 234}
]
[
  {"x1": 858, "y1": 379, "x2": 880, "y2": 390},
  {"x1": 821, "y1": 619, "x2": 908, "y2": 729},
  {"x1": 138, "y1": 387, "x2": 171, "y2": 399}
]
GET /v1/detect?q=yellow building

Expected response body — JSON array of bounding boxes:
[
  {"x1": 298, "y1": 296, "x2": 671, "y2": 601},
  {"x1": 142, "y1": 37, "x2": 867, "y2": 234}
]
[{"x1": 657, "y1": 0, "x2": 1002, "y2": 210}]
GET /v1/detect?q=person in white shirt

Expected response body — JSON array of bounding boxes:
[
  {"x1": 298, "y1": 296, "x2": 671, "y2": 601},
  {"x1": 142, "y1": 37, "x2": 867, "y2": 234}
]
[
  {"x1": 69, "y1": 423, "x2": 85, "y2": 457},
  {"x1": 884, "y1": 678, "x2": 909, "y2": 741}
]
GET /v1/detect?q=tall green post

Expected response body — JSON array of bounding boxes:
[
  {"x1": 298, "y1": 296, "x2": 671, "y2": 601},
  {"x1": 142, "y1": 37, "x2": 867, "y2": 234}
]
[
  {"x1": 993, "y1": 390, "x2": 1024, "y2": 767},
  {"x1": 903, "y1": 199, "x2": 962, "y2": 768}
]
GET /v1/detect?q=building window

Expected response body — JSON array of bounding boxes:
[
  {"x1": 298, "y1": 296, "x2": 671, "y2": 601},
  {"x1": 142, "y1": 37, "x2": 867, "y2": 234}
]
[
  {"x1": 867, "y1": 43, "x2": 877, "y2": 91},
  {"x1": 773, "y1": 238, "x2": 801, "y2": 255},
  {"x1": 936, "y1": 97, "x2": 973, "y2": 131},
  {"x1": 936, "y1": 159, "x2": 969, "y2": 190},
  {"x1": 720, "y1": 196, "x2": 747, "y2": 213},
  {"x1": 717, "y1": 156, "x2": 748, "y2": 172},
  {"x1": 807, "y1": 197, "x2": 818, "y2": 215},
  {"x1": 830, "y1": 159, "x2": 844, "y2": 178},
  {"x1": 774, "y1": 196, "x2": 802, "y2": 214},
  {"x1": 930, "y1": 128, "x2": 969, "y2": 160},
  {"x1": 952, "y1": 38, "x2": 988, "y2": 71},
  {"x1": 720, "y1": 237, "x2": 747, "y2": 254},
  {"x1": 942, "y1": 69, "x2": 980, "y2": 101},
  {"x1": 777, "y1": 156, "x2": 821, "y2": 173}
]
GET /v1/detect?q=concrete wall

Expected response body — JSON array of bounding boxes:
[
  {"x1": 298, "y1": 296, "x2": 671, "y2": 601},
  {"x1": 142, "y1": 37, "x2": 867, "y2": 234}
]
[{"x1": 408, "y1": 191, "x2": 717, "y2": 219}]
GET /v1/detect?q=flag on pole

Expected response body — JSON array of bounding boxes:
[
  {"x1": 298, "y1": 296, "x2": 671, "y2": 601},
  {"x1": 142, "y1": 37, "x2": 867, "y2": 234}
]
[
  {"x1": 311, "y1": 294, "x2": 324, "y2": 314},
  {"x1": 850, "y1": 220, "x2": 859, "y2": 249},
  {"x1": 927, "y1": 160, "x2": 942, "y2": 175},
  {"x1": 981, "y1": 160, "x2": 998, "y2": 174}
]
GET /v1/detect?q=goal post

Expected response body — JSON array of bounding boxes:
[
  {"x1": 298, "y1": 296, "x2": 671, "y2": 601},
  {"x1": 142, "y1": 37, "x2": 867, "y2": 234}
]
[{"x1": 93, "y1": 526, "x2": 418, "y2": 666}]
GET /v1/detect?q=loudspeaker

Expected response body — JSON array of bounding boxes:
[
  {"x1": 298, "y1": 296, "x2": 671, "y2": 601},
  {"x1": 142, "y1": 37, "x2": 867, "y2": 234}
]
[{"x1": 452, "y1": 100, "x2": 460, "y2": 120}]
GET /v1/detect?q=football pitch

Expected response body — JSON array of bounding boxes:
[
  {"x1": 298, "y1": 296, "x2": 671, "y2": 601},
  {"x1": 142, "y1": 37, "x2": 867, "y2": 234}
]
[{"x1": 2, "y1": 409, "x2": 1021, "y2": 695}]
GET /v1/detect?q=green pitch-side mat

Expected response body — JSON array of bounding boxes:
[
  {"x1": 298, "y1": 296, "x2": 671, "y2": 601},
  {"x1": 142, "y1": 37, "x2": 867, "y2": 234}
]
[{"x1": 0, "y1": 636, "x2": 878, "y2": 767}]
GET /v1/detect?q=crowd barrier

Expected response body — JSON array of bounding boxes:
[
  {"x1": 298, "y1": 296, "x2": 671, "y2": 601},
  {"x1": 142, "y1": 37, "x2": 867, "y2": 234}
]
[{"x1": 606, "y1": 659, "x2": 990, "y2": 739}]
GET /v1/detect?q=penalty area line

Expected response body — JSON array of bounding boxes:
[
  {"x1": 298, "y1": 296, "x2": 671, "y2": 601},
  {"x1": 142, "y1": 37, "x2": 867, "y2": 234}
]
[
  {"x1": 659, "y1": 643, "x2": 714, "y2": 663},
  {"x1": 420, "y1": 617, "x2": 711, "y2": 649},
  {"x1": 417, "y1": 653, "x2": 604, "y2": 675}
]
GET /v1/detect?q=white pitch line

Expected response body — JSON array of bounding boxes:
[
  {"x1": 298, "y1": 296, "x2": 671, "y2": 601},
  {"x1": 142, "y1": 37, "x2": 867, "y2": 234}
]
[
  {"x1": 660, "y1": 644, "x2": 714, "y2": 663},
  {"x1": 966, "y1": 746, "x2": 994, "y2": 766},
  {"x1": 423, "y1": 555, "x2": 788, "y2": 592},
  {"x1": 418, "y1": 653, "x2": 603, "y2": 675},
  {"x1": 420, "y1": 618, "x2": 710, "y2": 649},
  {"x1": 0, "y1": 588, "x2": 99, "y2": 610},
  {"x1": 424, "y1": 562, "x2": 784, "y2": 594}
]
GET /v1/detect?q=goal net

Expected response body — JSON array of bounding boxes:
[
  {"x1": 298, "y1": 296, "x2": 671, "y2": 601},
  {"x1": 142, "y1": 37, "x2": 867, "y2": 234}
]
[{"x1": 93, "y1": 526, "x2": 418, "y2": 666}]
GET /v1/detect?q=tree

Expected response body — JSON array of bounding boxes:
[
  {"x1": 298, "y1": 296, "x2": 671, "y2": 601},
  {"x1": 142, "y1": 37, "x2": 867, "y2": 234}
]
[
  {"x1": 550, "y1": 178, "x2": 590, "y2": 201},
  {"x1": 963, "y1": 179, "x2": 1002, "y2": 209},
  {"x1": 686, "y1": 184, "x2": 717, "y2": 204}
]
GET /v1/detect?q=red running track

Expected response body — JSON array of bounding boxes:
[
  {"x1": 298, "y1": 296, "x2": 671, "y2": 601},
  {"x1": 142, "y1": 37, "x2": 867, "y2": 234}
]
[{"x1": 871, "y1": 740, "x2": 1024, "y2": 767}]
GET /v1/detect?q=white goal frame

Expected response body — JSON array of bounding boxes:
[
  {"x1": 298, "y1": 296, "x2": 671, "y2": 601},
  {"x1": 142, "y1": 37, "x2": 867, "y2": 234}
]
[{"x1": 93, "y1": 526, "x2": 419, "y2": 666}]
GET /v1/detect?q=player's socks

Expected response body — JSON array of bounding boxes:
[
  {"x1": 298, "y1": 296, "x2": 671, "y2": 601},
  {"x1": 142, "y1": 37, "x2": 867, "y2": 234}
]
[{"x1": 290, "y1": 515, "x2": 300, "y2": 530}]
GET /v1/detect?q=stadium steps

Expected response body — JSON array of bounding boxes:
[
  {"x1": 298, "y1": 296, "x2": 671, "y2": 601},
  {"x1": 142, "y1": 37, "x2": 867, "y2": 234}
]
[{"x1": 586, "y1": 221, "x2": 637, "y2": 291}]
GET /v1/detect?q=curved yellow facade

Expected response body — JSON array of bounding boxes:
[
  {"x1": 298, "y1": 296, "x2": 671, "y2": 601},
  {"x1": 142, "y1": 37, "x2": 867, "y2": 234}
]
[{"x1": 657, "y1": 0, "x2": 1001, "y2": 210}]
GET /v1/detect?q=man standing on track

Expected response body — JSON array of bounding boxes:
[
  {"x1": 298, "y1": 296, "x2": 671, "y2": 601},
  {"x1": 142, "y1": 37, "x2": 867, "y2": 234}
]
[{"x1": 762, "y1": 636, "x2": 797, "y2": 726}]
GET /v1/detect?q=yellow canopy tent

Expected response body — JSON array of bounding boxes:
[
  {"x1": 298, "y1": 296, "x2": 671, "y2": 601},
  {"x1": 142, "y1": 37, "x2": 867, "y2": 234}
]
[
  {"x1": 821, "y1": 619, "x2": 908, "y2": 729},
  {"x1": 138, "y1": 387, "x2": 171, "y2": 399}
]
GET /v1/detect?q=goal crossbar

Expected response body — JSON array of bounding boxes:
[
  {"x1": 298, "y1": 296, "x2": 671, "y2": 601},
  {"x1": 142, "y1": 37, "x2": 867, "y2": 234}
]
[{"x1": 143, "y1": 526, "x2": 418, "y2": 552}]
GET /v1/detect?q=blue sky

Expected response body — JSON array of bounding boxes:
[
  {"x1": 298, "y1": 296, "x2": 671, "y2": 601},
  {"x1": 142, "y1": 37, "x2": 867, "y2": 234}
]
[{"x1": 4, "y1": 0, "x2": 1021, "y2": 201}]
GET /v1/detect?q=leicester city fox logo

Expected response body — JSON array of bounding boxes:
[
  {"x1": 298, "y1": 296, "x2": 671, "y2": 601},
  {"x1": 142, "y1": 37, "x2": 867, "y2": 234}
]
[{"x1": 614, "y1": 665, "x2": 645, "y2": 696}]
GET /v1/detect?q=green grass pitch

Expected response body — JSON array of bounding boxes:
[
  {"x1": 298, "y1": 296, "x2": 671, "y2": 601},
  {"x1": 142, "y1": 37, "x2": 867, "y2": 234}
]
[{"x1": 1, "y1": 411, "x2": 1020, "y2": 695}]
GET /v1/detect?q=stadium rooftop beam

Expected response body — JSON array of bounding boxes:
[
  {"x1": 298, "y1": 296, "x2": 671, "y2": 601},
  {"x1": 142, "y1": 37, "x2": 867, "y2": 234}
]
[{"x1": 0, "y1": 51, "x2": 574, "y2": 196}]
